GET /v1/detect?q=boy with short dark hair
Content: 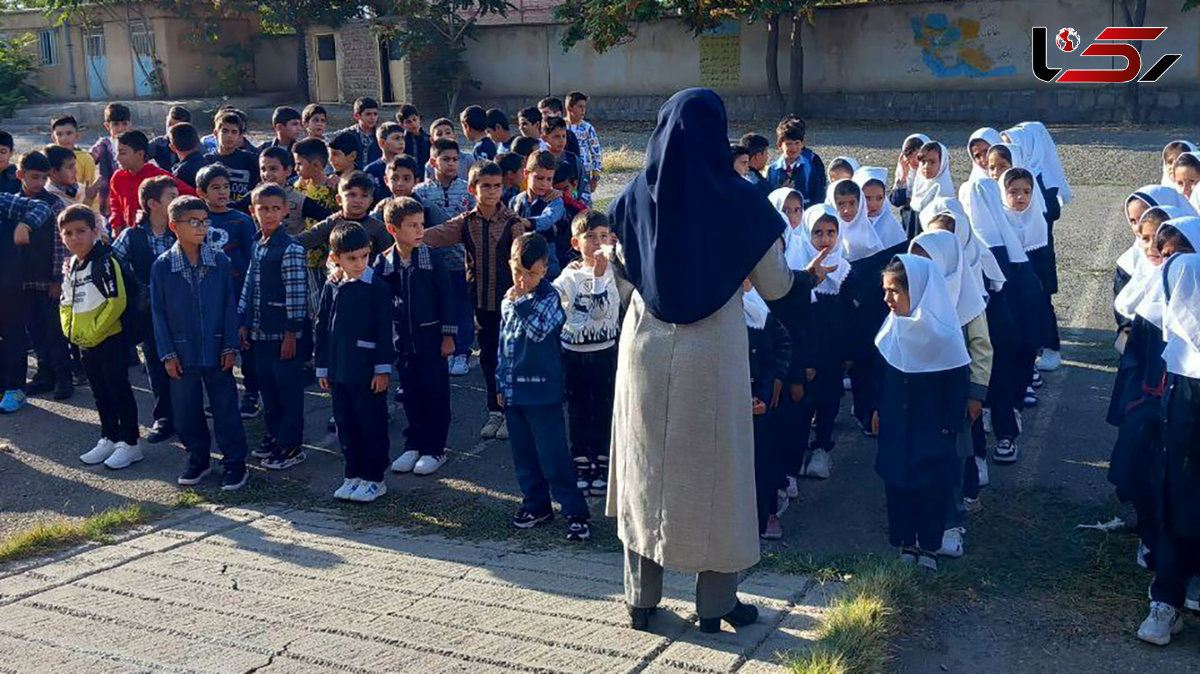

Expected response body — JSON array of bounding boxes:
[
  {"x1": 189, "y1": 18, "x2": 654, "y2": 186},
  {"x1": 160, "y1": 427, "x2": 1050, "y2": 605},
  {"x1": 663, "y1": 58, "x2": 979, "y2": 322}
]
[
  {"x1": 168, "y1": 122, "x2": 207, "y2": 188},
  {"x1": 551, "y1": 161, "x2": 587, "y2": 266},
  {"x1": 109, "y1": 130, "x2": 195, "y2": 236},
  {"x1": 510, "y1": 150, "x2": 565, "y2": 277},
  {"x1": 370, "y1": 154, "x2": 426, "y2": 220},
  {"x1": 767, "y1": 117, "x2": 826, "y2": 207},
  {"x1": 316, "y1": 222, "x2": 395, "y2": 502},
  {"x1": 486, "y1": 109, "x2": 514, "y2": 154},
  {"x1": 59, "y1": 204, "x2": 142, "y2": 467},
  {"x1": 565, "y1": 91, "x2": 602, "y2": 193},
  {"x1": 338, "y1": 97, "x2": 382, "y2": 170},
  {"x1": 200, "y1": 107, "x2": 257, "y2": 154},
  {"x1": 541, "y1": 117, "x2": 591, "y2": 207},
  {"x1": 424, "y1": 118, "x2": 475, "y2": 181},
  {"x1": 497, "y1": 152, "x2": 524, "y2": 204},
  {"x1": 0, "y1": 132, "x2": 17, "y2": 194},
  {"x1": 398, "y1": 104, "x2": 430, "y2": 168},
  {"x1": 148, "y1": 105, "x2": 191, "y2": 171},
  {"x1": 265, "y1": 106, "x2": 304, "y2": 152},
  {"x1": 0, "y1": 189, "x2": 51, "y2": 412},
  {"x1": 375, "y1": 197, "x2": 454, "y2": 477},
  {"x1": 732, "y1": 145, "x2": 751, "y2": 177},
  {"x1": 423, "y1": 160, "x2": 528, "y2": 438},
  {"x1": 498, "y1": 232, "x2": 589, "y2": 541},
  {"x1": 510, "y1": 136, "x2": 543, "y2": 160},
  {"x1": 251, "y1": 146, "x2": 332, "y2": 235},
  {"x1": 739, "y1": 133, "x2": 773, "y2": 197},
  {"x1": 152, "y1": 195, "x2": 249, "y2": 490},
  {"x1": 196, "y1": 164, "x2": 256, "y2": 298},
  {"x1": 537, "y1": 97, "x2": 583, "y2": 157},
  {"x1": 203, "y1": 112, "x2": 260, "y2": 201},
  {"x1": 517, "y1": 107, "x2": 542, "y2": 140},
  {"x1": 49, "y1": 117, "x2": 99, "y2": 205},
  {"x1": 327, "y1": 132, "x2": 360, "y2": 180},
  {"x1": 293, "y1": 137, "x2": 340, "y2": 196},
  {"x1": 43, "y1": 144, "x2": 85, "y2": 209},
  {"x1": 460, "y1": 105, "x2": 496, "y2": 161},
  {"x1": 240, "y1": 183, "x2": 309, "y2": 469},
  {"x1": 295, "y1": 171, "x2": 393, "y2": 257},
  {"x1": 365, "y1": 122, "x2": 405, "y2": 201},
  {"x1": 302, "y1": 104, "x2": 328, "y2": 140},
  {"x1": 90, "y1": 103, "x2": 133, "y2": 214}
]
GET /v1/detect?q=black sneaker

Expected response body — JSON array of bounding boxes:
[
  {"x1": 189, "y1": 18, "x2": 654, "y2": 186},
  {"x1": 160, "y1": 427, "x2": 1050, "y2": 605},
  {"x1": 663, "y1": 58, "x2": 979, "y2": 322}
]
[
  {"x1": 53, "y1": 377, "x2": 75, "y2": 400},
  {"x1": 566, "y1": 518, "x2": 591, "y2": 542},
  {"x1": 261, "y1": 445, "x2": 306, "y2": 470},
  {"x1": 146, "y1": 420, "x2": 175, "y2": 444},
  {"x1": 25, "y1": 378, "x2": 54, "y2": 396},
  {"x1": 574, "y1": 458, "x2": 591, "y2": 492},
  {"x1": 239, "y1": 394, "x2": 260, "y2": 419},
  {"x1": 512, "y1": 509, "x2": 552, "y2": 529},
  {"x1": 251, "y1": 435, "x2": 277, "y2": 459},
  {"x1": 177, "y1": 463, "x2": 211, "y2": 486},
  {"x1": 221, "y1": 465, "x2": 249, "y2": 491}
]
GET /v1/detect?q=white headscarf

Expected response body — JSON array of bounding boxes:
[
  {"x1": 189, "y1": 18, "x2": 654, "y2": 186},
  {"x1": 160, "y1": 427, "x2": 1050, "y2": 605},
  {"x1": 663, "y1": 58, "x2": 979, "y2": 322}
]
[
  {"x1": 854, "y1": 166, "x2": 907, "y2": 249},
  {"x1": 1003, "y1": 121, "x2": 1072, "y2": 206},
  {"x1": 826, "y1": 178, "x2": 884, "y2": 262},
  {"x1": 771, "y1": 186, "x2": 808, "y2": 266},
  {"x1": 1000, "y1": 168, "x2": 1050, "y2": 252},
  {"x1": 961, "y1": 177, "x2": 1029, "y2": 263},
  {"x1": 1115, "y1": 206, "x2": 1189, "y2": 321},
  {"x1": 1162, "y1": 252, "x2": 1200, "y2": 378},
  {"x1": 1162, "y1": 140, "x2": 1197, "y2": 187},
  {"x1": 796, "y1": 204, "x2": 851, "y2": 298},
  {"x1": 1121, "y1": 186, "x2": 1199, "y2": 274},
  {"x1": 743, "y1": 287, "x2": 770, "y2": 329},
  {"x1": 830, "y1": 156, "x2": 861, "y2": 178},
  {"x1": 967, "y1": 128, "x2": 1003, "y2": 182},
  {"x1": 911, "y1": 230, "x2": 988, "y2": 326},
  {"x1": 875, "y1": 254, "x2": 972, "y2": 374},
  {"x1": 920, "y1": 196, "x2": 1006, "y2": 293},
  {"x1": 911, "y1": 142, "x2": 954, "y2": 214},
  {"x1": 898, "y1": 133, "x2": 931, "y2": 192}
]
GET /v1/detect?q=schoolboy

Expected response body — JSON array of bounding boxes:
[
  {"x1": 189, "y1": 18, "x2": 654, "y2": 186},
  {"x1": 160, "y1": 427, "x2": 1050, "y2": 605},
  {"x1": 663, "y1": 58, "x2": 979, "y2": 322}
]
[
  {"x1": 424, "y1": 118, "x2": 475, "y2": 180},
  {"x1": 152, "y1": 195, "x2": 249, "y2": 490},
  {"x1": 90, "y1": 103, "x2": 133, "y2": 214},
  {"x1": 109, "y1": 130, "x2": 195, "y2": 236},
  {"x1": 112, "y1": 175, "x2": 179, "y2": 440},
  {"x1": 302, "y1": 104, "x2": 328, "y2": 140},
  {"x1": 422, "y1": 160, "x2": 528, "y2": 439},
  {"x1": 337, "y1": 97, "x2": 382, "y2": 170},
  {"x1": 732, "y1": 145, "x2": 751, "y2": 178},
  {"x1": 0, "y1": 189, "x2": 51, "y2": 412},
  {"x1": 296, "y1": 171, "x2": 393, "y2": 256},
  {"x1": 767, "y1": 117, "x2": 826, "y2": 208},
  {"x1": 398, "y1": 103, "x2": 430, "y2": 168},
  {"x1": 552, "y1": 161, "x2": 587, "y2": 266},
  {"x1": 541, "y1": 117, "x2": 591, "y2": 206},
  {"x1": 17, "y1": 152, "x2": 72, "y2": 403},
  {"x1": 486, "y1": 109, "x2": 514, "y2": 154},
  {"x1": 510, "y1": 136, "x2": 543, "y2": 160},
  {"x1": 168, "y1": 122, "x2": 208, "y2": 188},
  {"x1": 510, "y1": 150, "x2": 565, "y2": 277},
  {"x1": 59, "y1": 204, "x2": 142, "y2": 468},
  {"x1": 293, "y1": 137, "x2": 341, "y2": 198},
  {"x1": 553, "y1": 211, "x2": 620, "y2": 496},
  {"x1": 327, "y1": 131, "x2": 360, "y2": 180},
  {"x1": 460, "y1": 105, "x2": 496, "y2": 161},
  {"x1": 239, "y1": 183, "x2": 309, "y2": 469},
  {"x1": 370, "y1": 155, "x2": 427, "y2": 220},
  {"x1": 316, "y1": 223, "x2": 394, "y2": 502},
  {"x1": 739, "y1": 133, "x2": 772, "y2": 197},
  {"x1": 264, "y1": 106, "x2": 304, "y2": 153},
  {"x1": 43, "y1": 144, "x2": 85, "y2": 209},
  {"x1": 200, "y1": 107, "x2": 257, "y2": 155},
  {"x1": 251, "y1": 146, "x2": 332, "y2": 235},
  {"x1": 49, "y1": 117, "x2": 100, "y2": 204},
  {"x1": 566, "y1": 91, "x2": 602, "y2": 193},
  {"x1": 537, "y1": 97, "x2": 583, "y2": 157},
  {"x1": 497, "y1": 152, "x2": 524, "y2": 204},
  {"x1": 517, "y1": 107, "x2": 543, "y2": 141},
  {"x1": 498, "y1": 232, "x2": 590, "y2": 541},
  {"x1": 203, "y1": 112, "x2": 260, "y2": 201},
  {"x1": 0, "y1": 131, "x2": 17, "y2": 194},
  {"x1": 147, "y1": 105, "x2": 190, "y2": 171},
  {"x1": 365, "y1": 122, "x2": 406, "y2": 202},
  {"x1": 375, "y1": 197, "x2": 454, "y2": 476},
  {"x1": 196, "y1": 164, "x2": 256, "y2": 297}
]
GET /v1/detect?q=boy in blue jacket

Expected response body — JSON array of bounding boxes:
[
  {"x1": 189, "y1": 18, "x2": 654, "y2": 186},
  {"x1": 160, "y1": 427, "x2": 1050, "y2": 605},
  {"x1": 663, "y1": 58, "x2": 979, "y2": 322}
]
[
  {"x1": 151, "y1": 195, "x2": 248, "y2": 490},
  {"x1": 768, "y1": 117, "x2": 826, "y2": 208},
  {"x1": 497, "y1": 233, "x2": 590, "y2": 541}
]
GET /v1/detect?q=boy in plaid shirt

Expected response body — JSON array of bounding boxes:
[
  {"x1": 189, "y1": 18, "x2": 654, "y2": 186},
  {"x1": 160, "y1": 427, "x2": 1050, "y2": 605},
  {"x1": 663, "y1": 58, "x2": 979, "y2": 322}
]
[{"x1": 566, "y1": 92, "x2": 602, "y2": 194}]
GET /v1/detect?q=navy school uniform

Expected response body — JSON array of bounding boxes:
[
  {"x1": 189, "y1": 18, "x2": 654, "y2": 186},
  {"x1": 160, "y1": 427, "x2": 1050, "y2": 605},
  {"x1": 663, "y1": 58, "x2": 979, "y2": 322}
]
[
  {"x1": 749, "y1": 312, "x2": 792, "y2": 534},
  {"x1": 1114, "y1": 266, "x2": 1134, "y2": 333},
  {"x1": 982, "y1": 245, "x2": 1046, "y2": 441},
  {"x1": 1029, "y1": 174, "x2": 1062, "y2": 351},
  {"x1": 889, "y1": 185, "x2": 919, "y2": 241},
  {"x1": 314, "y1": 266, "x2": 395, "y2": 482},
  {"x1": 374, "y1": 245, "x2": 455, "y2": 458},
  {"x1": 150, "y1": 244, "x2": 247, "y2": 471},
  {"x1": 1150, "y1": 373, "x2": 1200, "y2": 607},
  {"x1": 847, "y1": 246, "x2": 904, "y2": 428}
]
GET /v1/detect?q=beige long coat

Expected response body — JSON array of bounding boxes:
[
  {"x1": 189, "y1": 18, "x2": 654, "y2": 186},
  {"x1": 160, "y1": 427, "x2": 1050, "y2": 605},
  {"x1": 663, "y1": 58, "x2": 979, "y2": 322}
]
[{"x1": 607, "y1": 245, "x2": 797, "y2": 574}]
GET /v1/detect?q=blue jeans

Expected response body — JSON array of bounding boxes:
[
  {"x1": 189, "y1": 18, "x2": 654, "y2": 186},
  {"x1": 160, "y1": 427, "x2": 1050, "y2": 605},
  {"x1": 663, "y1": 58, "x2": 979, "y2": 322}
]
[
  {"x1": 171, "y1": 365, "x2": 247, "y2": 469},
  {"x1": 505, "y1": 403, "x2": 589, "y2": 520},
  {"x1": 449, "y1": 274, "x2": 475, "y2": 357},
  {"x1": 255, "y1": 339, "x2": 305, "y2": 448}
]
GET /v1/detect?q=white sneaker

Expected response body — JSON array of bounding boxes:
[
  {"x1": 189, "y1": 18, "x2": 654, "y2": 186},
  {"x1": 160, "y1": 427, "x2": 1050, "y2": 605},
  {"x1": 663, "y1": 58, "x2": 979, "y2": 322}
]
[
  {"x1": 449, "y1": 355, "x2": 470, "y2": 377},
  {"x1": 982, "y1": 408, "x2": 993, "y2": 434},
  {"x1": 785, "y1": 475, "x2": 799, "y2": 499},
  {"x1": 975, "y1": 456, "x2": 990, "y2": 487},
  {"x1": 1137, "y1": 601, "x2": 1182, "y2": 645},
  {"x1": 1038, "y1": 348, "x2": 1062, "y2": 372},
  {"x1": 391, "y1": 450, "x2": 420, "y2": 473},
  {"x1": 103, "y1": 442, "x2": 143, "y2": 469},
  {"x1": 413, "y1": 454, "x2": 448, "y2": 475},
  {"x1": 333, "y1": 478, "x2": 361, "y2": 500},
  {"x1": 495, "y1": 418, "x2": 509, "y2": 440},
  {"x1": 806, "y1": 448, "x2": 832, "y2": 479},
  {"x1": 480, "y1": 411, "x2": 504, "y2": 439},
  {"x1": 80, "y1": 438, "x2": 116, "y2": 465},
  {"x1": 993, "y1": 439, "x2": 1018, "y2": 464},
  {"x1": 349, "y1": 480, "x2": 387, "y2": 503},
  {"x1": 1137, "y1": 541, "x2": 1150, "y2": 570},
  {"x1": 842, "y1": 376, "x2": 852, "y2": 392},
  {"x1": 1186, "y1": 577, "x2": 1200, "y2": 612},
  {"x1": 776, "y1": 491, "x2": 789, "y2": 516},
  {"x1": 938, "y1": 527, "x2": 965, "y2": 558}
]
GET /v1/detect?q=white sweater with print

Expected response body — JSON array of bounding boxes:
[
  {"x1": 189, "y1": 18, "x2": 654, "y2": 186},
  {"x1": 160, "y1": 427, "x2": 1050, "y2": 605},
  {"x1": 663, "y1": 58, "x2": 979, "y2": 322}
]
[{"x1": 553, "y1": 260, "x2": 620, "y2": 352}]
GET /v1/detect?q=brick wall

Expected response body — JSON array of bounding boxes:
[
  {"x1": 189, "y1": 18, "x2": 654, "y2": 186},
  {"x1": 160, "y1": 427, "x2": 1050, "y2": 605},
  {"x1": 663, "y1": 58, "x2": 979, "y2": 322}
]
[{"x1": 335, "y1": 19, "x2": 380, "y2": 103}]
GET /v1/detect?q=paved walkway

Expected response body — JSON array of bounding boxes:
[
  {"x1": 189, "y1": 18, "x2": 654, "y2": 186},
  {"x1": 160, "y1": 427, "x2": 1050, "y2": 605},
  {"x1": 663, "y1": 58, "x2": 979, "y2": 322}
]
[{"x1": 0, "y1": 506, "x2": 833, "y2": 673}]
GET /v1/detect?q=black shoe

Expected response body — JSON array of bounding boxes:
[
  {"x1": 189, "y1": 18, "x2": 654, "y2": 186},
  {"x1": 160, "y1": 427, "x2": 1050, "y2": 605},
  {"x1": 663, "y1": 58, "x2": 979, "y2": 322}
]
[
  {"x1": 146, "y1": 421, "x2": 175, "y2": 444},
  {"x1": 177, "y1": 463, "x2": 211, "y2": 486},
  {"x1": 25, "y1": 378, "x2": 54, "y2": 396},
  {"x1": 698, "y1": 601, "x2": 759, "y2": 633},
  {"x1": 512, "y1": 509, "x2": 552, "y2": 529},
  {"x1": 239, "y1": 394, "x2": 260, "y2": 419},
  {"x1": 574, "y1": 458, "x2": 591, "y2": 492},
  {"x1": 565, "y1": 517, "x2": 591, "y2": 542},
  {"x1": 221, "y1": 465, "x2": 249, "y2": 491},
  {"x1": 251, "y1": 435, "x2": 277, "y2": 459},
  {"x1": 261, "y1": 445, "x2": 306, "y2": 470},
  {"x1": 53, "y1": 377, "x2": 74, "y2": 400},
  {"x1": 628, "y1": 605, "x2": 657, "y2": 631}
]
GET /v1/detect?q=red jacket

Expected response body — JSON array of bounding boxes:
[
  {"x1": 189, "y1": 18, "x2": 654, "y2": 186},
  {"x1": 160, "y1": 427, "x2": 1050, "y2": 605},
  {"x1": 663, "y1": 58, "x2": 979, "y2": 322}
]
[{"x1": 108, "y1": 163, "x2": 196, "y2": 235}]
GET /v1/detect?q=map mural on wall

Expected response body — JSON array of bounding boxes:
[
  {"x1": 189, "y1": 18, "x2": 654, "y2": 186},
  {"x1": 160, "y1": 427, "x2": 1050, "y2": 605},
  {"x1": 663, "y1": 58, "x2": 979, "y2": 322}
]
[{"x1": 911, "y1": 13, "x2": 1017, "y2": 78}]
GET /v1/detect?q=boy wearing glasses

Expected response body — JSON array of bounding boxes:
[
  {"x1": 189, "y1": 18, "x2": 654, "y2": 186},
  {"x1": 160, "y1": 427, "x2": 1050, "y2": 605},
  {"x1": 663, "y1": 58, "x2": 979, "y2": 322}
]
[{"x1": 150, "y1": 195, "x2": 249, "y2": 490}]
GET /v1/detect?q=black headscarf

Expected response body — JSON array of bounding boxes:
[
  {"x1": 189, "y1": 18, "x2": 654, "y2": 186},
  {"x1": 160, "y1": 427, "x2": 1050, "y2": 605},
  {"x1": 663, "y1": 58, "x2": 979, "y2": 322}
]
[{"x1": 607, "y1": 88, "x2": 785, "y2": 324}]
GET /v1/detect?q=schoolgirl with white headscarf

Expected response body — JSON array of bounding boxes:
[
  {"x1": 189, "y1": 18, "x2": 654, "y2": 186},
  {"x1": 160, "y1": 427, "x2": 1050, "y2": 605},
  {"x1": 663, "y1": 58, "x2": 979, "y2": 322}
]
[
  {"x1": 1115, "y1": 187, "x2": 1197, "y2": 333},
  {"x1": 1160, "y1": 140, "x2": 1196, "y2": 188},
  {"x1": 854, "y1": 166, "x2": 908, "y2": 253},
  {"x1": 893, "y1": 133, "x2": 931, "y2": 239},
  {"x1": 966, "y1": 128, "x2": 1003, "y2": 183}
]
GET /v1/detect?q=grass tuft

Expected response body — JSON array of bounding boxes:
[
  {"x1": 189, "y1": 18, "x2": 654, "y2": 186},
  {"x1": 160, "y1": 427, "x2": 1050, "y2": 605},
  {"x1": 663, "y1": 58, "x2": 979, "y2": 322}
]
[
  {"x1": 602, "y1": 145, "x2": 644, "y2": 173},
  {"x1": 0, "y1": 504, "x2": 146, "y2": 562}
]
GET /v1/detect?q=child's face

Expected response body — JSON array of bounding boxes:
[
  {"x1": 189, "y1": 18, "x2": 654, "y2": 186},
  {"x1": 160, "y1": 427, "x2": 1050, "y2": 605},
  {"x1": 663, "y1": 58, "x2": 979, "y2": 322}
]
[
  {"x1": 0, "y1": 146, "x2": 10, "y2": 170},
  {"x1": 434, "y1": 150, "x2": 459, "y2": 180},
  {"x1": 572, "y1": 225, "x2": 611, "y2": 260},
  {"x1": 919, "y1": 153, "x2": 940, "y2": 179},
  {"x1": 1165, "y1": 149, "x2": 1183, "y2": 169},
  {"x1": 170, "y1": 208, "x2": 209, "y2": 248},
  {"x1": 904, "y1": 150, "x2": 920, "y2": 170},
  {"x1": 52, "y1": 125, "x2": 79, "y2": 148},
  {"x1": 1126, "y1": 199, "x2": 1149, "y2": 235},
  {"x1": 1174, "y1": 165, "x2": 1200, "y2": 198},
  {"x1": 60, "y1": 218, "x2": 97, "y2": 259},
  {"x1": 987, "y1": 153, "x2": 1011, "y2": 181},
  {"x1": 526, "y1": 166, "x2": 554, "y2": 197},
  {"x1": 518, "y1": 117, "x2": 539, "y2": 138},
  {"x1": 863, "y1": 183, "x2": 885, "y2": 217},
  {"x1": 253, "y1": 196, "x2": 287, "y2": 234},
  {"x1": 538, "y1": 105, "x2": 558, "y2": 120},
  {"x1": 928, "y1": 216, "x2": 955, "y2": 235},
  {"x1": 828, "y1": 168, "x2": 852, "y2": 183},
  {"x1": 402, "y1": 115, "x2": 421, "y2": 135},
  {"x1": 502, "y1": 170, "x2": 521, "y2": 189},
  {"x1": 356, "y1": 108, "x2": 380, "y2": 130},
  {"x1": 970, "y1": 140, "x2": 991, "y2": 170},
  {"x1": 811, "y1": 216, "x2": 838, "y2": 251},
  {"x1": 200, "y1": 176, "x2": 232, "y2": 209},
  {"x1": 19, "y1": 169, "x2": 48, "y2": 195},
  {"x1": 781, "y1": 139, "x2": 803, "y2": 162},
  {"x1": 510, "y1": 255, "x2": 547, "y2": 292},
  {"x1": 553, "y1": 179, "x2": 577, "y2": 196},
  {"x1": 1005, "y1": 179, "x2": 1033, "y2": 212},
  {"x1": 749, "y1": 150, "x2": 768, "y2": 171},
  {"x1": 151, "y1": 185, "x2": 180, "y2": 217},
  {"x1": 259, "y1": 157, "x2": 292, "y2": 186},
  {"x1": 545, "y1": 128, "x2": 567, "y2": 155},
  {"x1": 389, "y1": 213, "x2": 425, "y2": 249},
  {"x1": 105, "y1": 119, "x2": 132, "y2": 138},
  {"x1": 567, "y1": 100, "x2": 587, "y2": 122},
  {"x1": 1139, "y1": 218, "x2": 1163, "y2": 265},
  {"x1": 432, "y1": 124, "x2": 455, "y2": 142},
  {"x1": 386, "y1": 167, "x2": 416, "y2": 197},
  {"x1": 277, "y1": 120, "x2": 304, "y2": 144},
  {"x1": 50, "y1": 157, "x2": 78, "y2": 186},
  {"x1": 473, "y1": 174, "x2": 504, "y2": 208},
  {"x1": 339, "y1": 186, "x2": 372, "y2": 218},
  {"x1": 217, "y1": 123, "x2": 243, "y2": 153},
  {"x1": 781, "y1": 195, "x2": 804, "y2": 229},
  {"x1": 381, "y1": 132, "x2": 405, "y2": 157},
  {"x1": 329, "y1": 149, "x2": 356, "y2": 174},
  {"x1": 331, "y1": 246, "x2": 371, "y2": 279},
  {"x1": 306, "y1": 114, "x2": 327, "y2": 138},
  {"x1": 295, "y1": 155, "x2": 326, "y2": 181},
  {"x1": 834, "y1": 193, "x2": 858, "y2": 222},
  {"x1": 116, "y1": 144, "x2": 145, "y2": 171},
  {"x1": 733, "y1": 154, "x2": 750, "y2": 177},
  {"x1": 882, "y1": 272, "x2": 911, "y2": 317}
]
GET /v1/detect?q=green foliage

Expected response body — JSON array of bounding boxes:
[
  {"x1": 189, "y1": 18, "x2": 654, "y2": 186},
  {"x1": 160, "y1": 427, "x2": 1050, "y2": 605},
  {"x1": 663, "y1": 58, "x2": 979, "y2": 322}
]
[{"x1": 0, "y1": 33, "x2": 43, "y2": 118}]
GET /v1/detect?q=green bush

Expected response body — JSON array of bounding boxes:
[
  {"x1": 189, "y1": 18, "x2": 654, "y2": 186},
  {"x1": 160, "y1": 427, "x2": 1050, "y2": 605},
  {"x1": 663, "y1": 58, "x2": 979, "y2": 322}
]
[{"x1": 0, "y1": 33, "x2": 43, "y2": 118}]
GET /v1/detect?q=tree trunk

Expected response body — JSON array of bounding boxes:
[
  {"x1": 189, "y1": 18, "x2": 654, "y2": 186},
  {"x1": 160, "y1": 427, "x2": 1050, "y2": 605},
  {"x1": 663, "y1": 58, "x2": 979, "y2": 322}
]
[
  {"x1": 294, "y1": 22, "x2": 310, "y2": 101},
  {"x1": 786, "y1": 11, "x2": 804, "y2": 116},
  {"x1": 765, "y1": 13, "x2": 784, "y2": 115},
  {"x1": 1120, "y1": 0, "x2": 1147, "y2": 122}
]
